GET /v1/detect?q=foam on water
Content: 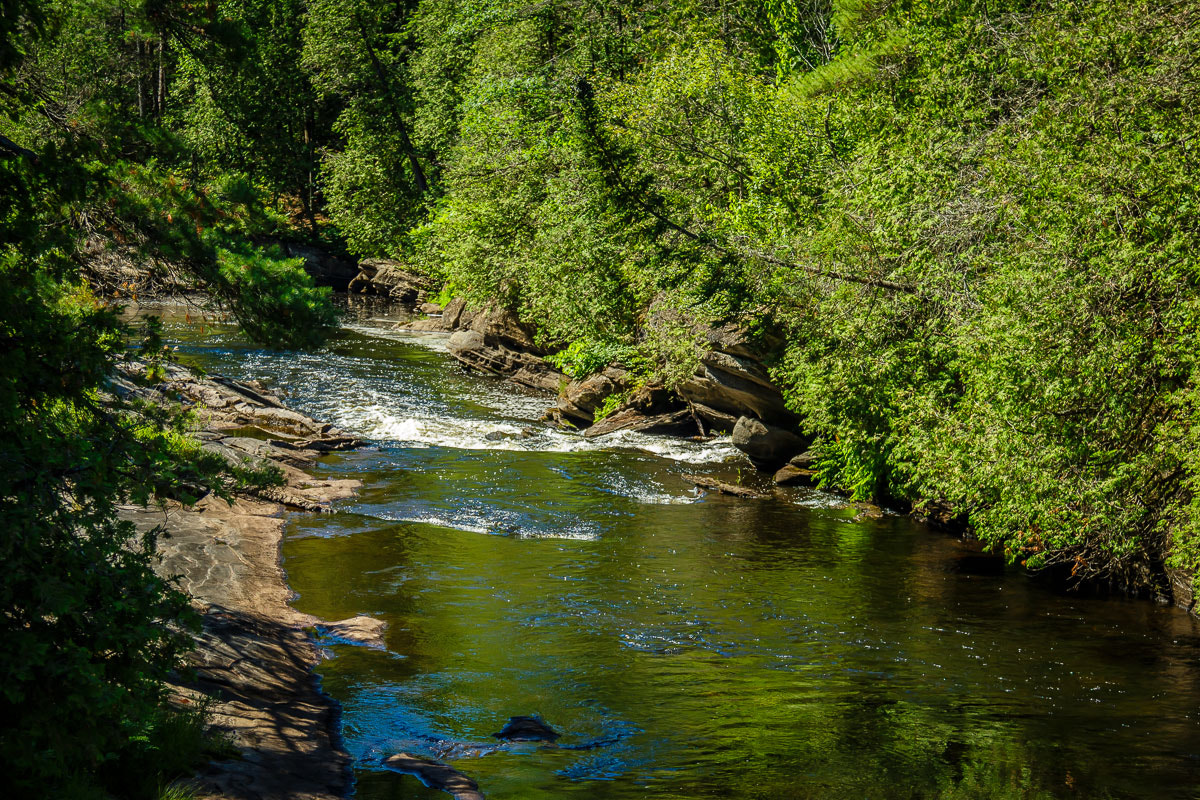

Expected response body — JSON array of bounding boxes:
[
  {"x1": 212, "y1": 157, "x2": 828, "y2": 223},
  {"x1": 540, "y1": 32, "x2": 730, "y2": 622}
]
[
  {"x1": 333, "y1": 399, "x2": 740, "y2": 465},
  {"x1": 329, "y1": 321, "x2": 745, "y2": 466}
]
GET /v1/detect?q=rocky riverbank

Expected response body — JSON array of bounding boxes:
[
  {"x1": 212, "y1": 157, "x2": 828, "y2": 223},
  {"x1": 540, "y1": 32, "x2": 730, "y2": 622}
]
[{"x1": 114, "y1": 361, "x2": 380, "y2": 800}]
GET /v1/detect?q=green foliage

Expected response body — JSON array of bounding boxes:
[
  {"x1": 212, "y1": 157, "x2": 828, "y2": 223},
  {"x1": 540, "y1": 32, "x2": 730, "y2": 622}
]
[
  {"x1": 0, "y1": 2, "x2": 334, "y2": 794},
  {"x1": 592, "y1": 392, "x2": 625, "y2": 423},
  {"x1": 99, "y1": 700, "x2": 235, "y2": 800},
  {"x1": 302, "y1": 0, "x2": 430, "y2": 256},
  {"x1": 547, "y1": 339, "x2": 637, "y2": 380}
]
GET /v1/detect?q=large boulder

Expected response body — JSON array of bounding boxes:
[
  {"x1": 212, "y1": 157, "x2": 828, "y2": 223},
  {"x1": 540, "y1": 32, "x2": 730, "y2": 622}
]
[
  {"x1": 467, "y1": 303, "x2": 542, "y2": 352},
  {"x1": 731, "y1": 415, "x2": 809, "y2": 470}
]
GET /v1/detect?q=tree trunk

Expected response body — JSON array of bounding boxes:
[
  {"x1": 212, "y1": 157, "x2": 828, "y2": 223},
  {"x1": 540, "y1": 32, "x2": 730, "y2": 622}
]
[
  {"x1": 354, "y1": 15, "x2": 429, "y2": 195},
  {"x1": 156, "y1": 33, "x2": 166, "y2": 115},
  {"x1": 136, "y1": 39, "x2": 145, "y2": 117}
]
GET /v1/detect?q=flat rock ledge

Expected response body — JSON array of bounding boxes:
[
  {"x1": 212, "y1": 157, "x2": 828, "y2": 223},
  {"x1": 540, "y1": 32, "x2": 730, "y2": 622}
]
[{"x1": 115, "y1": 362, "x2": 375, "y2": 800}]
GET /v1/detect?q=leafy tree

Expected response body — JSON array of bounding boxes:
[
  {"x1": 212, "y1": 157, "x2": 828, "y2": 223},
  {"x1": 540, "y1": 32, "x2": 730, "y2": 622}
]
[{"x1": 0, "y1": 0, "x2": 335, "y2": 793}]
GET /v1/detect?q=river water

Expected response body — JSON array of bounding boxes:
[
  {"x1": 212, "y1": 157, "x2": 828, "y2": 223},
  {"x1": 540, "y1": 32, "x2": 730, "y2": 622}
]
[{"x1": 153, "y1": 301, "x2": 1200, "y2": 799}]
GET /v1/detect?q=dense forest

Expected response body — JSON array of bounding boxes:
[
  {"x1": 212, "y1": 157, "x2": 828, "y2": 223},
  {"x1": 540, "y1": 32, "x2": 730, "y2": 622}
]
[{"x1": 2, "y1": 0, "x2": 1199, "y2": 795}]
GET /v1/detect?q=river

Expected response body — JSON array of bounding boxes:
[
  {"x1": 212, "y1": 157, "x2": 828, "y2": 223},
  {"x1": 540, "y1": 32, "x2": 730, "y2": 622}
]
[{"x1": 153, "y1": 300, "x2": 1200, "y2": 799}]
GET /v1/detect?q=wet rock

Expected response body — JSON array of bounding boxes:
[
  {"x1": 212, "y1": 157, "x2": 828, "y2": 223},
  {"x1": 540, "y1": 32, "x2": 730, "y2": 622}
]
[
  {"x1": 584, "y1": 407, "x2": 695, "y2": 438},
  {"x1": 731, "y1": 416, "x2": 809, "y2": 470},
  {"x1": 583, "y1": 383, "x2": 698, "y2": 438},
  {"x1": 383, "y1": 754, "x2": 485, "y2": 800},
  {"x1": 483, "y1": 429, "x2": 531, "y2": 441},
  {"x1": 852, "y1": 502, "x2": 885, "y2": 521},
  {"x1": 773, "y1": 464, "x2": 817, "y2": 487},
  {"x1": 493, "y1": 715, "x2": 561, "y2": 742},
  {"x1": 681, "y1": 474, "x2": 768, "y2": 499},
  {"x1": 319, "y1": 615, "x2": 387, "y2": 648},
  {"x1": 348, "y1": 258, "x2": 431, "y2": 304}
]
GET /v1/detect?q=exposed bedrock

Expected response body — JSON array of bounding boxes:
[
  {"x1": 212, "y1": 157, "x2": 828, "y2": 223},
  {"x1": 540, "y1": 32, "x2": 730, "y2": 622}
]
[
  {"x1": 113, "y1": 362, "x2": 382, "y2": 799},
  {"x1": 347, "y1": 258, "x2": 433, "y2": 304},
  {"x1": 556, "y1": 366, "x2": 632, "y2": 424},
  {"x1": 676, "y1": 324, "x2": 797, "y2": 434},
  {"x1": 582, "y1": 383, "x2": 698, "y2": 438},
  {"x1": 444, "y1": 304, "x2": 567, "y2": 394},
  {"x1": 403, "y1": 299, "x2": 810, "y2": 458}
]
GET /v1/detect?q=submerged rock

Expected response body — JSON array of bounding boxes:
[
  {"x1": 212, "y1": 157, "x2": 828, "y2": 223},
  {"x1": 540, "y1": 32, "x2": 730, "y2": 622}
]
[
  {"x1": 493, "y1": 715, "x2": 561, "y2": 742},
  {"x1": 383, "y1": 754, "x2": 485, "y2": 800},
  {"x1": 681, "y1": 474, "x2": 768, "y2": 499}
]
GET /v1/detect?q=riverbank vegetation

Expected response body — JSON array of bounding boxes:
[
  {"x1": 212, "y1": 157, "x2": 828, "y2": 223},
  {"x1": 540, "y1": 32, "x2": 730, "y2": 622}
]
[{"x1": 2, "y1": 0, "x2": 1198, "y2": 793}]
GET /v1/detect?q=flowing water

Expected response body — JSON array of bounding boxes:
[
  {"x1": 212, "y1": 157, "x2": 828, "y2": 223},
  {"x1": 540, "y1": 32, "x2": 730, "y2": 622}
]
[{"x1": 149, "y1": 300, "x2": 1200, "y2": 799}]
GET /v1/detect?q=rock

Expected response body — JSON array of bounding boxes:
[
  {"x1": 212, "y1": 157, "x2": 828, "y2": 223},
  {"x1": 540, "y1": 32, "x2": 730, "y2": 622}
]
[
  {"x1": 384, "y1": 754, "x2": 485, "y2": 800},
  {"x1": 347, "y1": 258, "x2": 431, "y2": 304},
  {"x1": 493, "y1": 716, "x2": 561, "y2": 742},
  {"x1": 319, "y1": 615, "x2": 387, "y2": 648},
  {"x1": 110, "y1": 357, "x2": 373, "y2": 800},
  {"x1": 773, "y1": 464, "x2": 817, "y2": 486},
  {"x1": 689, "y1": 402, "x2": 739, "y2": 435},
  {"x1": 852, "y1": 502, "x2": 885, "y2": 521},
  {"x1": 441, "y1": 297, "x2": 471, "y2": 329},
  {"x1": 583, "y1": 383, "x2": 698, "y2": 437},
  {"x1": 583, "y1": 407, "x2": 695, "y2": 438},
  {"x1": 468, "y1": 303, "x2": 541, "y2": 352},
  {"x1": 418, "y1": 302, "x2": 443, "y2": 315},
  {"x1": 731, "y1": 416, "x2": 809, "y2": 470},
  {"x1": 681, "y1": 474, "x2": 768, "y2": 499},
  {"x1": 557, "y1": 366, "x2": 630, "y2": 424},
  {"x1": 676, "y1": 324, "x2": 797, "y2": 427},
  {"x1": 447, "y1": 318, "x2": 566, "y2": 394},
  {"x1": 1166, "y1": 566, "x2": 1196, "y2": 616},
  {"x1": 789, "y1": 450, "x2": 817, "y2": 469}
]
